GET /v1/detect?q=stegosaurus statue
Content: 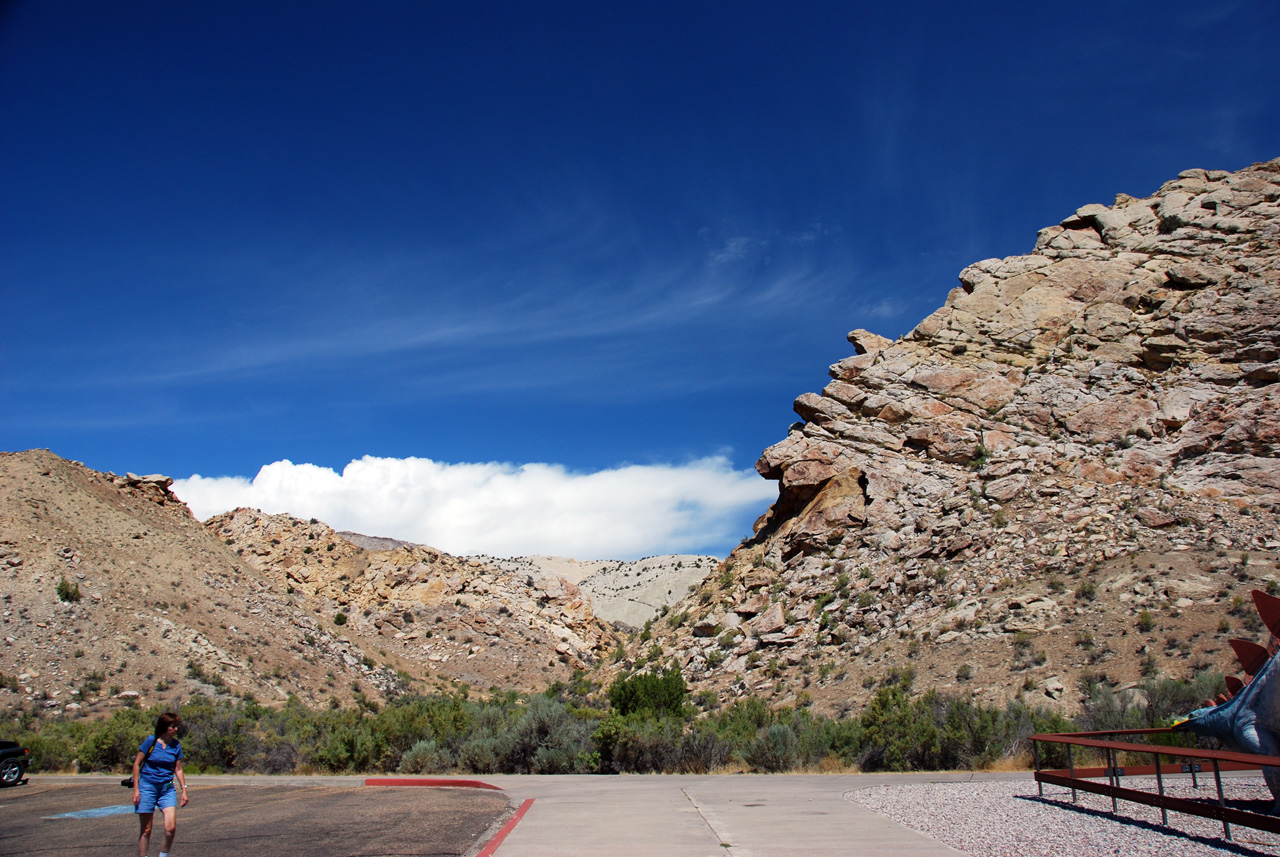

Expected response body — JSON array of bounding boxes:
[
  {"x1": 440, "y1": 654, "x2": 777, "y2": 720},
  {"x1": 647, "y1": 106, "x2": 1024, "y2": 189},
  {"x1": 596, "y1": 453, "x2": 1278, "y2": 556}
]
[{"x1": 1176, "y1": 589, "x2": 1280, "y2": 807}]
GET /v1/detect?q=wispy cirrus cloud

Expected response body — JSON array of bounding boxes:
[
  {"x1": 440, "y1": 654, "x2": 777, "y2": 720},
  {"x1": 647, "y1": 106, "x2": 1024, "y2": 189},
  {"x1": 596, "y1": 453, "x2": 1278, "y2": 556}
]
[
  {"x1": 3, "y1": 189, "x2": 865, "y2": 433},
  {"x1": 710, "y1": 236, "x2": 762, "y2": 263}
]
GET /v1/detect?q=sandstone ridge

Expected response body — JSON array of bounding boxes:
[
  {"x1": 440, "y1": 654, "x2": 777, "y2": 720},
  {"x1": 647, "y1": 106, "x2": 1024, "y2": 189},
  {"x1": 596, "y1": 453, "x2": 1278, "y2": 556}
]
[{"x1": 637, "y1": 159, "x2": 1280, "y2": 715}]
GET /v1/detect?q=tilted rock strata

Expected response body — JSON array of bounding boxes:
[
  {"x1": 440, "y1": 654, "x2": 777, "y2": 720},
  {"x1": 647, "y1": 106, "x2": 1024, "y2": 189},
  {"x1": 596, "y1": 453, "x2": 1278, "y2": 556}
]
[
  {"x1": 473, "y1": 554, "x2": 719, "y2": 629},
  {"x1": 208, "y1": 509, "x2": 618, "y2": 678},
  {"x1": 638, "y1": 159, "x2": 1280, "y2": 714}
]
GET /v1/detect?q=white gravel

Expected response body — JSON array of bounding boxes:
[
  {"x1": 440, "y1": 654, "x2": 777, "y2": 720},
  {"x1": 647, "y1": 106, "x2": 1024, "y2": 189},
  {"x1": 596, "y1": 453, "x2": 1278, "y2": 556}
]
[{"x1": 848, "y1": 776, "x2": 1280, "y2": 857}]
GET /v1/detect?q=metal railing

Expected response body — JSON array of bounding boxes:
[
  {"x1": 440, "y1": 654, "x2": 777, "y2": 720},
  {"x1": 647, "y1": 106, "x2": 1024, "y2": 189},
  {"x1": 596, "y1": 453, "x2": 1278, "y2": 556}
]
[{"x1": 1030, "y1": 729, "x2": 1280, "y2": 842}]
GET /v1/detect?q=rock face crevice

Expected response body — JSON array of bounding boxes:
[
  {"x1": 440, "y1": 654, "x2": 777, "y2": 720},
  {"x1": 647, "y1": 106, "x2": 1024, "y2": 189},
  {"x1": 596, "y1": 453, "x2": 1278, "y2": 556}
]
[{"x1": 638, "y1": 159, "x2": 1280, "y2": 714}]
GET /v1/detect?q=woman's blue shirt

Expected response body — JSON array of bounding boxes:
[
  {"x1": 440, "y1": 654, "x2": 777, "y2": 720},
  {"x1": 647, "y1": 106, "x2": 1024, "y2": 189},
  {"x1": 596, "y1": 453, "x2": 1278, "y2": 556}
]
[{"x1": 137, "y1": 736, "x2": 182, "y2": 787}]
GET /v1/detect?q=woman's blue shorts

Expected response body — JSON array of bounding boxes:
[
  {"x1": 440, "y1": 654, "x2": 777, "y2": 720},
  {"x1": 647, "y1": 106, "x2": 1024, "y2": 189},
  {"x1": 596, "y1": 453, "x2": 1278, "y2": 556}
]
[{"x1": 135, "y1": 778, "x2": 177, "y2": 813}]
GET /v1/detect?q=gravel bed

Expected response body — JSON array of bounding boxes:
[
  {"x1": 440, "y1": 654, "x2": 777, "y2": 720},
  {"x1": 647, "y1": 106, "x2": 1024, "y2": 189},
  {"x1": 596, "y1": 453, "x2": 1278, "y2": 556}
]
[{"x1": 848, "y1": 776, "x2": 1280, "y2": 857}]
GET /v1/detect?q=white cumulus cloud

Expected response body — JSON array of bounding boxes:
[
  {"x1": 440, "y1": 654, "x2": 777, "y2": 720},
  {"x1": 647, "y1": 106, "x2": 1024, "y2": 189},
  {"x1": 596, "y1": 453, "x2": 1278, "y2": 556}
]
[{"x1": 171, "y1": 455, "x2": 777, "y2": 560}]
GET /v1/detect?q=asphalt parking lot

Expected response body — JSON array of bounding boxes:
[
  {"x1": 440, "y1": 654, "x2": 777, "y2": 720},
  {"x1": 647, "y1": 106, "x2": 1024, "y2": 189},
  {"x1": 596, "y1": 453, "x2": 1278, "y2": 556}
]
[
  {"x1": 5, "y1": 771, "x2": 1013, "y2": 856},
  {"x1": 0, "y1": 779, "x2": 513, "y2": 857}
]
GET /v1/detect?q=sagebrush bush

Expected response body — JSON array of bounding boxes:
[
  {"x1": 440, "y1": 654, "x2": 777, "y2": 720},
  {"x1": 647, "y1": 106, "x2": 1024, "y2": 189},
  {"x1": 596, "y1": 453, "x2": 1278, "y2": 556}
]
[
  {"x1": 456, "y1": 735, "x2": 502, "y2": 773},
  {"x1": 611, "y1": 718, "x2": 682, "y2": 773},
  {"x1": 398, "y1": 739, "x2": 451, "y2": 774},
  {"x1": 678, "y1": 724, "x2": 730, "y2": 773},
  {"x1": 498, "y1": 695, "x2": 593, "y2": 773},
  {"x1": 746, "y1": 724, "x2": 798, "y2": 772}
]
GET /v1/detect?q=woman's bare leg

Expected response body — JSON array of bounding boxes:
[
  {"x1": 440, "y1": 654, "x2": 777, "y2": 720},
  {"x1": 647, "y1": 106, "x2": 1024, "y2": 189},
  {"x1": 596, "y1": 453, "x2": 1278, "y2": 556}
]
[
  {"x1": 138, "y1": 812, "x2": 154, "y2": 857},
  {"x1": 160, "y1": 805, "x2": 178, "y2": 852}
]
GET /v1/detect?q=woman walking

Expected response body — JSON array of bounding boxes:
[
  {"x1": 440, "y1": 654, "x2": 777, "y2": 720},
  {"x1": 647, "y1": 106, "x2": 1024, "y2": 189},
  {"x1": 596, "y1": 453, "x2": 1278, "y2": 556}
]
[{"x1": 132, "y1": 712, "x2": 189, "y2": 857}]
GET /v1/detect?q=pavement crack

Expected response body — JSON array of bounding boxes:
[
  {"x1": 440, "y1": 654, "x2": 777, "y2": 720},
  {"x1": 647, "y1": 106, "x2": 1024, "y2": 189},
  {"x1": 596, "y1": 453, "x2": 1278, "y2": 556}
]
[{"x1": 682, "y1": 788, "x2": 745, "y2": 856}]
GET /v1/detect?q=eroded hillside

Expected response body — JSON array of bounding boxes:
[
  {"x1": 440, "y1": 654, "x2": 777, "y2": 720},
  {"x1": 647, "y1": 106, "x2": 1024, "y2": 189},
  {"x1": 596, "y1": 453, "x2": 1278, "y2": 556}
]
[
  {"x1": 208, "y1": 508, "x2": 618, "y2": 686},
  {"x1": 0, "y1": 450, "x2": 616, "y2": 717}
]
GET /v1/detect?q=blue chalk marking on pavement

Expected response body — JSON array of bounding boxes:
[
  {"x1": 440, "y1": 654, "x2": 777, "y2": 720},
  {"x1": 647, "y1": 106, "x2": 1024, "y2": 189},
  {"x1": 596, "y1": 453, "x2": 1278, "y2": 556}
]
[{"x1": 45, "y1": 805, "x2": 136, "y2": 819}]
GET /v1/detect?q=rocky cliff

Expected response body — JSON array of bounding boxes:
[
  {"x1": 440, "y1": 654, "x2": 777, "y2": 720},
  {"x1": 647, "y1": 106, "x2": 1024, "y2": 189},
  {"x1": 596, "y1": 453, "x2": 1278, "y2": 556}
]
[{"x1": 637, "y1": 159, "x2": 1280, "y2": 715}]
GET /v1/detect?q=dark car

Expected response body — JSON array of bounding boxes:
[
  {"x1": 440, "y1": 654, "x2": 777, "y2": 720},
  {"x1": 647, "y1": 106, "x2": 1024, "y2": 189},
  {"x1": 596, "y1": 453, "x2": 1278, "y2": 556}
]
[{"x1": 0, "y1": 740, "x2": 30, "y2": 786}]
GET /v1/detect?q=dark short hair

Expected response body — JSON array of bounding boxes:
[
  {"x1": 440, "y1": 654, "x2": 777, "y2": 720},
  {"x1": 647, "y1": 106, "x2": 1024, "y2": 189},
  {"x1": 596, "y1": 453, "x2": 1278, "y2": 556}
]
[{"x1": 154, "y1": 711, "x2": 182, "y2": 738}]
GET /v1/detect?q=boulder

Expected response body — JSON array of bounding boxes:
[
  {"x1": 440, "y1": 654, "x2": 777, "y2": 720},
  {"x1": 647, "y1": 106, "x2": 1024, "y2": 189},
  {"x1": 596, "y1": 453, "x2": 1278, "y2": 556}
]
[{"x1": 749, "y1": 603, "x2": 786, "y2": 636}]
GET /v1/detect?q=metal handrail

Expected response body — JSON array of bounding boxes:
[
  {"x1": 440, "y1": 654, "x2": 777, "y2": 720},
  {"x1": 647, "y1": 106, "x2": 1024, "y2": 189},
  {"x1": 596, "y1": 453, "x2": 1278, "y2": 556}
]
[{"x1": 1030, "y1": 730, "x2": 1280, "y2": 842}]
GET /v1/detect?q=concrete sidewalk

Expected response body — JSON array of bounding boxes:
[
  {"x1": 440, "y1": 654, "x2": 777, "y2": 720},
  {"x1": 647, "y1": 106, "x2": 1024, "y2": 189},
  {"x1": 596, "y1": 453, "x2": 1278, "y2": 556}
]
[{"x1": 479, "y1": 772, "x2": 1031, "y2": 857}]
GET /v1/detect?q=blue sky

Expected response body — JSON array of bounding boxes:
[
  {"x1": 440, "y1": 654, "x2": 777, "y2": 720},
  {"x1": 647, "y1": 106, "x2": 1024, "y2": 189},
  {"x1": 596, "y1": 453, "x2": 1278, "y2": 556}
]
[{"x1": 3, "y1": 2, "x2": 1277, "y2": 558}]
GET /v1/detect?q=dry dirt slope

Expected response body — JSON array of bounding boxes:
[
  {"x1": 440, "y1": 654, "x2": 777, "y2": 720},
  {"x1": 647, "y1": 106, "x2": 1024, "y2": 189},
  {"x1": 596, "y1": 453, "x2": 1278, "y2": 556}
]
[
  {"x1": 629, "y1": 158, "x2": 1280, "y2": 717},
  {"x1": 0, "y1": 450, "x2": 617, "y2": 718}
]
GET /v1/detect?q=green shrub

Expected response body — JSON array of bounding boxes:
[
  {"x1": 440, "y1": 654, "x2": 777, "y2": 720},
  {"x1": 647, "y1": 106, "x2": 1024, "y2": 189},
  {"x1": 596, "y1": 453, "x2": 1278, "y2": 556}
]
[
  {"x1": 607, "y1": 669, "x2": 687, "y2": 717},
  {"x1": 498, "y1": 696, "x2": 592, "y2": 774},
  {"x1": 179, "y1": 696, "x2": 253, "y2": 771},
  {"x1": 745, "y1": 724, "x2": 798, "y2": 772},
  {"x1": 76, "y1": 708, "x2": 151, "y2": 772},
  {"x1": 610, "y1": 719, "x2": 682, "y2": 773},
  {"x1": 24, "y1": 730, "x2": 78, "y2": 771},
  {"x1": 456, "y1": 734, "x2": 502, "y2": 773},
  {"x1": 708, "y1": 697, "x2": 772, "y2": 746},
  {"x1": 677, "y1": 724, "x2": 731, "y2": 774},
  {"x1": 398, "y1": 739, "x2": 451, "y2": 774},
  {"x1": 56, "y1": 577, "x2": 81, "y2": 603},
  {"x1": 857, "y1": 674, "x2": 933, "y2": 771}
]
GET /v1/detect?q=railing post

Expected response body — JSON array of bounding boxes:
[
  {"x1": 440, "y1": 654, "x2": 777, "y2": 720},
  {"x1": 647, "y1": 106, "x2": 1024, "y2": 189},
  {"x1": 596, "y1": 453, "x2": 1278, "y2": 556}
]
[
  {"x1": 1107, "y1": 746, "x2": 1118, "y2": 813},
  {"x1": 1212, "y1": 757, "x2": 1231, "y2": 841},
  {"x1": 1033, "y1": 739, "x2": 1043, "y2": 797},
  {"x1": 1153, "y1": 750, "x2": 1167, "y2": 827},
  {"x1": 1067, "y1": 743, "x2": 1077, "y2": 804}
]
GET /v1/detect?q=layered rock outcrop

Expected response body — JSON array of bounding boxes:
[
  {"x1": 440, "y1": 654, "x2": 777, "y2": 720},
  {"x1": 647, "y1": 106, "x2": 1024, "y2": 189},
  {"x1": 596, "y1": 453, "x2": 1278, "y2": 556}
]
[
  {"x1": 759, "y1": 161, "x2": 1280, "y2": 557},
  {"x1": 208, "y1": 508, "x2": 617, "y2": 675},
  {"x1": 639, "y1": 159, "x2": 1280, "y2": 713},
  {"x1": 475, "y1": 554, "x2": 719, "y2": 629}
]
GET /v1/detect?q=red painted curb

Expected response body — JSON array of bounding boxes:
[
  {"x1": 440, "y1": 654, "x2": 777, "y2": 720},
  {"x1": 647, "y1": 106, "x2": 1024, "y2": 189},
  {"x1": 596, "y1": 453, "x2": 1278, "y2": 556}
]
[
  {"x1": 476, "y1": 798, "x2": 535, "y2": 857},
  {"x1": 363, "y1": 777, "x2": 502, "y2": 790}
]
